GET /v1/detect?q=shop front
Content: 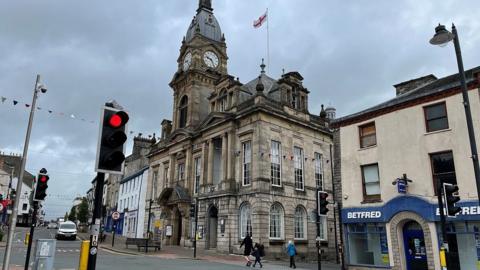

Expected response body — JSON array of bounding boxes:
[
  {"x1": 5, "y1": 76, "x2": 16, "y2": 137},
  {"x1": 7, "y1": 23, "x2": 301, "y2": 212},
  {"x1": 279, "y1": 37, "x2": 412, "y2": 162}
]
[{"x1": 342, "y1": 195, "x2": 480, "y2": 270}]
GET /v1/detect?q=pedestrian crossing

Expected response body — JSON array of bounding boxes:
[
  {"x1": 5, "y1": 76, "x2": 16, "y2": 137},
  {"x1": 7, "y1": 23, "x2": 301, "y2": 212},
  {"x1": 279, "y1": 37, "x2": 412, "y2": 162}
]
[{"x1": 16, "y1": 248, "x2": 80, "y2": 254}]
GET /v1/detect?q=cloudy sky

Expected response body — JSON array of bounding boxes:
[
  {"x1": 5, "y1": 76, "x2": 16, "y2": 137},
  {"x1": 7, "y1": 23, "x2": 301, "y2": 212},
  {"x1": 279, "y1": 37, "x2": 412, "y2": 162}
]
[{"x1": 1, "y1": 0, "x2": 479, "y2": 219}]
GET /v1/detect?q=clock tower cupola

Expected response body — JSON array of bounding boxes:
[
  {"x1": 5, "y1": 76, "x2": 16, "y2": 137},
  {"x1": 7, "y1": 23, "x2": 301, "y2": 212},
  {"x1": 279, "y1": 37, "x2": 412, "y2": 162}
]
[{"x1": 170, "y1": 0, "x2": 229, "y2": 131}]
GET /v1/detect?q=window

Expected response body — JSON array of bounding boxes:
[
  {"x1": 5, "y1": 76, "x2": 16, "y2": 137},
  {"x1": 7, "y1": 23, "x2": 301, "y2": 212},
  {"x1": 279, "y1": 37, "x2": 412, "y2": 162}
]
[
  {"x1": 361, "y1": 164, "x2": 381, "y2": 201},
  {"x1": 346, "y1": 223, "x2": 389, "y2": 267},
  {"x1": 179, "y1": 96, "x2": 188, "y2": 128},
  {"x1": 152, "y1": 171, "x2": 158, "y2": 199},
  {"x1": 294, "y1": 206, "x2": 307, "y2": 239},
  {"x1": 424, "y1": 102, "x2": 448, "y2": 132},
  {"x1": 318, "y1": 216, "x2": 327, "y2": 241},
  {"x1": 22, "y1": 203, "x2": 27, "y2": 211},
  {"x1": 239, "y1": 203, "x2": 252, "y2": 238},
  {"x1": 242, "y1": 141, "x2": 252, "y2": 186},
  {"x1": 194, "y1": 157, "x2": 201, "y2": 194},
  {"x1": 219, "y1": 90, "x2": 227, "y2": 112},
  {"x1": 269, "y1": 203, "x2": 284, "y2": 239},
  {"x1": 163, "y1": 167, "x2": 169, "y2": 187},
  {"x1": 294, "y1": 147, "x2": 304, "y2": 190},
  {"x1": 270, "y1": 141, "x2": 281, "y2": 186},
  {"x1": 430, "y1": 151, "x2": 456, "y2": 195},
  {"x1": 315, "y1": 152, "x2": 323, "y2": 190},
  {"x1": 177, "y1": 163, "x2": 185, "y2": 181},
  {"x1": 359, "y1": 122, "x2": 376, "y2": 148}
]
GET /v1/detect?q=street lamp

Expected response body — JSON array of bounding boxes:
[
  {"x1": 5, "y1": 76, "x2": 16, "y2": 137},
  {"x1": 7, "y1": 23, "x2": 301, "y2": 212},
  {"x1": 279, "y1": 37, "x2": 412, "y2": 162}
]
[
  {"x1": 2, "y1": 75, "x2": 47, "y2": 270},
  {"x1": 429, "y1": 23, "x2": 480, "y2": 201}
]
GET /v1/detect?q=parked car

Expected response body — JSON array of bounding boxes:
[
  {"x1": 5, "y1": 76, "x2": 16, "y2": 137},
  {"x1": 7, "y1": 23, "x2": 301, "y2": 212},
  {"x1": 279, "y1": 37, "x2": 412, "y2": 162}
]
[
  {"x1": 55, "y1": 221, "x2": 77, "y2": 240},
  {"x1": 47, "y1": 223, "x2": 58, "y2": 229}
]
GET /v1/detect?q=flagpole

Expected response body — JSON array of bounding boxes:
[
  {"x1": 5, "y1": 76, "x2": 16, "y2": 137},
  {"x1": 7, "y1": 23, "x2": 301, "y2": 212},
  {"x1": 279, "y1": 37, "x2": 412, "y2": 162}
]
[{"x1": 266, "y1": 8, "x2": 270, "y2": 72}]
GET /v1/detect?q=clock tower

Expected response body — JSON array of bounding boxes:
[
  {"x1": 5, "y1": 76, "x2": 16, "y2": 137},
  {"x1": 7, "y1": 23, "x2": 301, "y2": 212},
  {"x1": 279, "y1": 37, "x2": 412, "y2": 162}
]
[{"x1": 170, "y1": 0, "x2": 228, "y2": 131}]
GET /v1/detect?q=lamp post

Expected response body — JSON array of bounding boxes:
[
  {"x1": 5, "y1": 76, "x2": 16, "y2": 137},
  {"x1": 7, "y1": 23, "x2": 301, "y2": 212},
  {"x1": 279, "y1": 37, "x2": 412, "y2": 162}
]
[
  {"x1": 429, "y1": 24, "x2": 480, "y2": 202},
  {"x1": 2, "y1": 75, "x2": 47, "y2": 270}
]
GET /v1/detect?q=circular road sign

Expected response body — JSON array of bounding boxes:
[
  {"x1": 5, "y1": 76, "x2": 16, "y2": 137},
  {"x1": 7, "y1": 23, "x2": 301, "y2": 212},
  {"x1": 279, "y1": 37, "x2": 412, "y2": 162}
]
[{"x1": 112, "y1": 211, "x2": 120, "y2": 220}]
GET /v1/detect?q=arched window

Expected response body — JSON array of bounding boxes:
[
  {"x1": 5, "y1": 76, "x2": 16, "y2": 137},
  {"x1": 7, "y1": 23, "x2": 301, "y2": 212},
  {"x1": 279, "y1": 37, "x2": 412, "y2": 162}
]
[
  {"x1": 239, "y1": 203, "x2": 252, "y2": 238},
  {"x1": 269, "y1": 203, "x2": 284, "y2": 239},
  {"x1": 179, "y1": 96, "x2": 188, "y2": 128},
  {"x1": 294, "y1": 206, "x2": 307, "y2": 239}
]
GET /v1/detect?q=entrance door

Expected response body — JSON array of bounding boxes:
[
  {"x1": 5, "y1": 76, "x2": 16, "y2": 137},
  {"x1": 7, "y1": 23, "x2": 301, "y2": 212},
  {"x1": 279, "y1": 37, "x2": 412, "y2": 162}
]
[
  {"x1": 208, "y1": 206, "x2": 218, "y2": 249},
  {"x1": 176, "y1": 210, "x2": 182, "y2": 245},
  {"x1": 403, "y1": 221, "x2": 428, "y2": 270}
]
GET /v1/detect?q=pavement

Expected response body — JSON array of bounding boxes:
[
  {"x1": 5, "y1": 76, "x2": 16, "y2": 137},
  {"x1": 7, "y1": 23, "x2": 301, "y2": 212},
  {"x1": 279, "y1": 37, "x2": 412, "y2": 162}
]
[{"x1": 78, "y1": 232, "x2": 341, "y2": 270}]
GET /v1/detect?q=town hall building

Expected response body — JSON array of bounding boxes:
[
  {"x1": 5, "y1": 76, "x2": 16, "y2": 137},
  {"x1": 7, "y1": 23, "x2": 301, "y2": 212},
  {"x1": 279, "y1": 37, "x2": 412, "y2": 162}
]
[{"x1": 145, "y1": 0, "x2": 337, "y2": 260}]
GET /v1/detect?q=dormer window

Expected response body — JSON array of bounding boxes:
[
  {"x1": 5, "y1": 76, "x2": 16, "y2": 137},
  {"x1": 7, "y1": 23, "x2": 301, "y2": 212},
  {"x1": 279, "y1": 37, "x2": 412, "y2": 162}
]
[{"x1": 179, "y1": 96, "x2": 188, "y2": 128}]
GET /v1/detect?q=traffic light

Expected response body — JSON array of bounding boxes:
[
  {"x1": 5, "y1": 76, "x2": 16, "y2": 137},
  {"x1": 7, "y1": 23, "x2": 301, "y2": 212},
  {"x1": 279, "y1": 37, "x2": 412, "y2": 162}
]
[
  {"x1": 95, "y1": 105, "x2": 129, "y2": 174},
  {"x1": 318, "y1": 190, "x2": 329, "y2": 216},
  {"x1": 34, "y1": 168, "x2": 49, "y2": 201},
  {"x1": 443, "y1": 183, "x2": 461, "y2": 217},
  {"x1": 190, "y1": 203, "x2": 196, "y2": 218}
]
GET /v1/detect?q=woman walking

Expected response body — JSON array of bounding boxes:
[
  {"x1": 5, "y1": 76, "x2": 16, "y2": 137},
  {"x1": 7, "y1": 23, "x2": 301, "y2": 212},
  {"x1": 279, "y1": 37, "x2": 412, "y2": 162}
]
[
  {"x1": 240, "y1": 233, "x2": 253, "y2": 267},
  {"x1": 252, "y1": 242, "x2": 264, "y2": 268},
  {"x1": 286, "y1": 240, "x2": 297, "y2": 269}
]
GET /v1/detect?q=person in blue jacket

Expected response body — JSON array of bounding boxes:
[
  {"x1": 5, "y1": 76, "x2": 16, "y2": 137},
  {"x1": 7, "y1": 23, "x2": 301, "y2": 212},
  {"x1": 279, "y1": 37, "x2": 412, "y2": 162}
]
[{"x1": 286, "y1": 240, "x2": 297, "y2": 269}]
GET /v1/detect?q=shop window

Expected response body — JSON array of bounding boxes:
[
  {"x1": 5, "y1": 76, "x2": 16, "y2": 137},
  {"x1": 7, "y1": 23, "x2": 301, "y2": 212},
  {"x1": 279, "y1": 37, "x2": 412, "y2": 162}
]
[
  {"x1": 438, "y1": 222, "x2": 480, "y2": 270},
  {"x1": 269, "y1": 203, "x2": 284, "y2": 239},
  {"x1": 359, "y1": 122, "x2": 376, "y2": 148},
  {"x1": 294, "y1": 147, "x2": 304, "y2": 190},
  {"x1": 430, "y1": 151, "x2": 456, "y2": 195},
  {"x1": 346, "y1": 223, "x2": 389, "y2": 267},
  {"x1": 424, "y1": 102, "x2": 448, "y2": 132},
  {"x1": 239, "y1": 203, "x2": 252, "y2": 239},
  {"x1": 315, "y1": 152, "x2": 323, "y2": 190},
  {"x1": 294, "y1": 206, "x2": 307, "y2": 239},
  {"x1": 270, "y1": 140, "x2": 281, "y2": 186},
  {"x1": 361, "y1": 163, "x2": 381, "y2": 201}
]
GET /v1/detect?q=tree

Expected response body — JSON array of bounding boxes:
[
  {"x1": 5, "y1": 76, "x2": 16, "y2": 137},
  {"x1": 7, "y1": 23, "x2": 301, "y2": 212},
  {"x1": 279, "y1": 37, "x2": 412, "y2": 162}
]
[
  {"x1": 77, "y1": 198, "x2": 89, "y2": 224},
  {"x1": 68, "y1": 206, "x2": 76, "y2": 221}
]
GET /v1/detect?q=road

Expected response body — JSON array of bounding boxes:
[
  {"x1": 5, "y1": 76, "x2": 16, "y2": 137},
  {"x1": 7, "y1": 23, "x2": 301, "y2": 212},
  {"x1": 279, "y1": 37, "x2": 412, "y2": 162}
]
[{"x1": 0, "y1": 227, "x2": 249, "y2": 270}]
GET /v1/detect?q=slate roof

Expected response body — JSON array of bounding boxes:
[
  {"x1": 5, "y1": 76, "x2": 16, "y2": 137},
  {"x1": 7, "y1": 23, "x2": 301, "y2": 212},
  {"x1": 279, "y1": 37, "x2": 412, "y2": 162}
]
[
  {"x1": 185, "y1": 7, "x2": 222, "y2": 43},
  {"x1": 0, "y1": 154, "x2": 35, "y2": 188},
  {"x1": 333, "y1": 66, "x2": 480, "y2": 126}
]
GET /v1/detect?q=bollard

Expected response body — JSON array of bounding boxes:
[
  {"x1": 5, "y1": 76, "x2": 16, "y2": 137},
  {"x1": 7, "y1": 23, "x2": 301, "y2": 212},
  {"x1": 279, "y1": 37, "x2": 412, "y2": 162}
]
[
  {"x1": 78, "y1": 240, "x2": 90, "y2": 270},
  {"x1": 439, "y1": 247, "x2": 447, "y2": 270},
  {"x1": 24, "y1": 233, "x2": 29, "y2": 245}
]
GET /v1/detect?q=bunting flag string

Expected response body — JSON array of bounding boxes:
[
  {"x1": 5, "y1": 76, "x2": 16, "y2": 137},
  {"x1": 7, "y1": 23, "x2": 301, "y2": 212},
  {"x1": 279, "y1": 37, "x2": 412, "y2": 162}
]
[
  {"x1": 1, "y1": 94, "x2": 97, "y2": 125},
  {"x1": 0, "y1": 94, "x2": 147, "y2": 137}
]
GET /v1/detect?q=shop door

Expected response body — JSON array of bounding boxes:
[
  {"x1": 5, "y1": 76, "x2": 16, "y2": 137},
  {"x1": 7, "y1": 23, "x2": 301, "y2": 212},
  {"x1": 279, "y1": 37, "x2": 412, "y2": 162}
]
[
  {"x1": 403, "y1": 222, "x2": 428, "y2": 270},
  {"x1": 208, "y1": 206, "x2": 218, "y2": 249}
]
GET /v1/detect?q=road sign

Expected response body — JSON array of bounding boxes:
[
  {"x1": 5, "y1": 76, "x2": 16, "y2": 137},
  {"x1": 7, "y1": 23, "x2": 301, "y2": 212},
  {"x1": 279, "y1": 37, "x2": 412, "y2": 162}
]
[{"x1": 112, "y1": 211, "x2": 120, "y2": 220}]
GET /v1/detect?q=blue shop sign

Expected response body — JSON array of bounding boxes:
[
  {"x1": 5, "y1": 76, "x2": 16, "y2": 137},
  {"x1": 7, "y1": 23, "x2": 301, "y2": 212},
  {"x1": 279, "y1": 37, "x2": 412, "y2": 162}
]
[{"x1": 342, "y1": 195, "x2": 480, "y2": 223}]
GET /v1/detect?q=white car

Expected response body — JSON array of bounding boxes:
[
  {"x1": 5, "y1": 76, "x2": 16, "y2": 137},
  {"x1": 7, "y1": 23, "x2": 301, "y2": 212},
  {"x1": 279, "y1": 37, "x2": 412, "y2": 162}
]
[
  {"x1": 47, "y1": 223, "x2": 57, "y2": 229},
  {"x1": 55, "y1": 221, "x2": 77, "y2": 240}
]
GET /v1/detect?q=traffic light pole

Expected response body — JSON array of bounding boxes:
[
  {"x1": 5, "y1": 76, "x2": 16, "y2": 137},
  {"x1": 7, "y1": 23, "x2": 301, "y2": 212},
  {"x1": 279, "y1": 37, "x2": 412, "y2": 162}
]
[
  {"x1": 193, "y1": 197, "x2": 198, "y2": 259},
  {"x1": 24, "y1": 202, "x2": 38, "y2": 270},
  {"x1": 146, "y1": 199, "x2": 152, "y2": 254},
  {"x1": 436, "y1": 177, "x2": 449, "y2": 265},
  {"x1": 87, "y1": 172, "x2": 105, "y2": 270},
  {"x1": 2, "y1": 75, "x2": 41, "y2": 270},
  {"x1": 315, "y1": 188, "x2": 322, "y2": 270}
]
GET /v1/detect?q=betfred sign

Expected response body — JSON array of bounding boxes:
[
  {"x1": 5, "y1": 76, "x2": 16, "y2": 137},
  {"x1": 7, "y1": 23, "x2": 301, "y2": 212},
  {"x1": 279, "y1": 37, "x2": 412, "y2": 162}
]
[{"x1": 347, "y1": 211, "x2": 382, "y2": 219}]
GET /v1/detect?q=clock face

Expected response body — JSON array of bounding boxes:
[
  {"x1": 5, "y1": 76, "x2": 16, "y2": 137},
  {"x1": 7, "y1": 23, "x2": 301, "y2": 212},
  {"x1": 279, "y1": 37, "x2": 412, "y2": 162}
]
[
  {"x1": 203, "y1": 51, "x2": 219, "y2": 68},
  {"x1": 183, "y1": 52, "x2": 192, "y2": 71}
]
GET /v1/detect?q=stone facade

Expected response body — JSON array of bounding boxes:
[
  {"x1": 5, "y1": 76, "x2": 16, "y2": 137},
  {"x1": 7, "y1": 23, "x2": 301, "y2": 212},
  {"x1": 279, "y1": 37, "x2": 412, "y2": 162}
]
[{"x1": 143, "y1": 0, "x2": 337, "y2": 262}]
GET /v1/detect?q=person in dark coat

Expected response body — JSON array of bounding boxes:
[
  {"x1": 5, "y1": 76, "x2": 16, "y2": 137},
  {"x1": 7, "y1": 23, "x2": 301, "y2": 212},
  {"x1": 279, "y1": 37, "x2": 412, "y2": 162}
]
[
  {"x1": 240, "y1": 234, "x2": 253, "y2": 266},
  {"x1": 252, "y1": 242, "x2": 263, "y2": 268}
]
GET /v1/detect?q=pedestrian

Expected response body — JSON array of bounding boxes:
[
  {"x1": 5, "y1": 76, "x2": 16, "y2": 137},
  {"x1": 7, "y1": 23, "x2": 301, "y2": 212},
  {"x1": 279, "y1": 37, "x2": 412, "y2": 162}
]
[
  {"x1": 286, "y1": 240, "x2": 297, "y2": 269},
  {"x1": 252, "y1": 242, "x2": 263, "y2": 268},
  {"x1": 240, "y1": 233, "x2": 253, "y2": 267}
]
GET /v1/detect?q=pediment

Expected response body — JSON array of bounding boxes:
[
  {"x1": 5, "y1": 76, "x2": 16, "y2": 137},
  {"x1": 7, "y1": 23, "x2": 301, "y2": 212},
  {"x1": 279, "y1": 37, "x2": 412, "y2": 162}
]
[{"x1": 198, "y1": 112, "x2": 232, "y2": 129}]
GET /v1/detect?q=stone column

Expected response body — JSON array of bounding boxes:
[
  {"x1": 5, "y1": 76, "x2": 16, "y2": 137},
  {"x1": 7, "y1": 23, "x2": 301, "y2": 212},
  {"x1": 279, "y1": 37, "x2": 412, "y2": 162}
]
[
  {"x1": 185, "y1": 147, "x2": 192, "y2": 190},
  {"x1": 169, "y1": 154, "x2": 176, "y2": 186},
  {"x1": 221, "y1": 133, "x2": 228, "y2": 182},
  {"x1": 207, "y1": 139, "x2": 214, "y2": 185},
  {"x1": 227, "y1": 130, "x2": 234, "y2": 180},
  {"x1": 202, "y1": 142, "x2": 209, "y2": 187}
]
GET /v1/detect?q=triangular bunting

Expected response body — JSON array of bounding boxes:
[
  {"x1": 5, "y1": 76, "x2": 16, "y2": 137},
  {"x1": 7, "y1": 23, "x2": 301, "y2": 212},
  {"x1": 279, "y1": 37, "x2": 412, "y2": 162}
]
[
  {"x1": 13, "y1": 100, "x2": 18, "y2": 105},
  {"x1": 1, "y1": 97, "x2": 6, "y2": 103}
]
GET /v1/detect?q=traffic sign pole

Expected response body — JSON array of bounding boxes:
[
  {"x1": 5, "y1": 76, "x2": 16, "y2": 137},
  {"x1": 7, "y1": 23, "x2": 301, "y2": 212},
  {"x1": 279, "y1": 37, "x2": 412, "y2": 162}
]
[
  {"x1": 111, "y1": 212, "x2": 120, "y2": 247},
  {"x1": 87, "y1": 172, "x2": 105, "y2": 270}
]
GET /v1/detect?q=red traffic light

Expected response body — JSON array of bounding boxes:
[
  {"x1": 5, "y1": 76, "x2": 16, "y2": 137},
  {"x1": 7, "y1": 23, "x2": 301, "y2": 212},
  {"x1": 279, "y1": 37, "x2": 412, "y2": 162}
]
[
  {"x1": 39, "y1": 175, "x2": 48, "y2": 183},
  {"x1": 108, "y1": 111, "x2": 129, "y2": 128}
]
